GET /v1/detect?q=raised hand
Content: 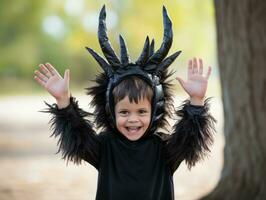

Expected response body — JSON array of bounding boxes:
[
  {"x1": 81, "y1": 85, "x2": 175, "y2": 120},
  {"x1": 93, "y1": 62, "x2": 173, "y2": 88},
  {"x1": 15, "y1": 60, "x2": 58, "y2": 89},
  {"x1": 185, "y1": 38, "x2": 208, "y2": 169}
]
[
  {"x1": 176, "y1": 58, "x2": 211, "y2": 105},
  {"x1": 34, "y1": 63, "x2": 70, "y2": 108}
]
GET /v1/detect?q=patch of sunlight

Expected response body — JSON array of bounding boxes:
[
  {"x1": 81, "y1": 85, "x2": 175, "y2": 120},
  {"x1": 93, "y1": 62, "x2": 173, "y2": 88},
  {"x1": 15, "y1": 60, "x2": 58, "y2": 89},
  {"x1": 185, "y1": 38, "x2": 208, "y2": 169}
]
[
  {"x1": 42, "y1": 15, "x2": 66, "y2": 39},
  {"x1": 64, "y1": 0, "x2": 85, "y2": 17},
  {"x1": 82, "y1": 9, "x2": 118, "y2": 33}
]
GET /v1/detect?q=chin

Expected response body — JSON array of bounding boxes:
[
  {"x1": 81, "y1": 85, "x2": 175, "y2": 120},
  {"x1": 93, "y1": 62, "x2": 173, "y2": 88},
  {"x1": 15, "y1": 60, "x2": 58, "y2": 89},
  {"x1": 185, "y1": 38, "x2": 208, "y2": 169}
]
[{"x1": 125, "y1": 134, "x2": 143, "y2": 141}]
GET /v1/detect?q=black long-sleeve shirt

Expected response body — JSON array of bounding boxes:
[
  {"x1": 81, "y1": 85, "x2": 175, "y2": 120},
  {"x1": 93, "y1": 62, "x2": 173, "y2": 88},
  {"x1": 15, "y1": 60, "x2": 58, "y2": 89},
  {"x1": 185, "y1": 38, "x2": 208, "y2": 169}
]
[
  {"x1": 42, "y1": 97, "x2": 215, "y2": 200},
  {"x1": 95, "y1": 131, "x2": 174, "y2": 199}
]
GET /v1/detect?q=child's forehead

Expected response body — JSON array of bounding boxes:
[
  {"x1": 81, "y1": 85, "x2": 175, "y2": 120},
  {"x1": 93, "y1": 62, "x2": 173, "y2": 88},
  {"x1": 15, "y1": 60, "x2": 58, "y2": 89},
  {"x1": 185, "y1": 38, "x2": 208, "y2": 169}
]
[{"x1": 116, "y1": 95, "x2": 151, "y2": 106}]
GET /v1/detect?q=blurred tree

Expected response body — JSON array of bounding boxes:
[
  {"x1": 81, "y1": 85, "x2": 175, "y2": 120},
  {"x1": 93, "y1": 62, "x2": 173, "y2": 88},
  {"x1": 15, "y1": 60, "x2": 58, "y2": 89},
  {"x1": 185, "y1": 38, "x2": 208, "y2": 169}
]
[
  {"x1": 0, "y1": 0, "x2": 45, "y2": 77},
  {"x1": 202, "y1": 0, "x2": 266, "y2": 199}
]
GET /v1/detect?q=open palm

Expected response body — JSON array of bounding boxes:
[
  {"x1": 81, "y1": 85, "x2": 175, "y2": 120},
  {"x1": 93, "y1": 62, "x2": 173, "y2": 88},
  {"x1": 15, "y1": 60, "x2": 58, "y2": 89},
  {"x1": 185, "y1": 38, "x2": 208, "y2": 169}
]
[
  {"x1": 34, "y1": 63, "x2": 70, "y2": 100},
  {"x1": 176, "y1": 58, "x2": 211, "y2": 100}
]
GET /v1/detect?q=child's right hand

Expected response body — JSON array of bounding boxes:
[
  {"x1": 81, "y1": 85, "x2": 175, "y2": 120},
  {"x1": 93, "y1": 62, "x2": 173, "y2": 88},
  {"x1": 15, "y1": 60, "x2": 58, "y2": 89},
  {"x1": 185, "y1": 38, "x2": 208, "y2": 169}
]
[{"x1": 34, "y1": 63, "x2": 71, "y2": 108}]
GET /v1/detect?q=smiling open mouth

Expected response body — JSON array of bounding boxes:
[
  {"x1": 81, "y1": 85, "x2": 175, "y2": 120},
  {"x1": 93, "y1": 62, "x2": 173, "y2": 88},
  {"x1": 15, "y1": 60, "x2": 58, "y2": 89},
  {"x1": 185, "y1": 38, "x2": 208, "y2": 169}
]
[{"x1": 126, "y1": 126, "x2": 141, "y2": 133}]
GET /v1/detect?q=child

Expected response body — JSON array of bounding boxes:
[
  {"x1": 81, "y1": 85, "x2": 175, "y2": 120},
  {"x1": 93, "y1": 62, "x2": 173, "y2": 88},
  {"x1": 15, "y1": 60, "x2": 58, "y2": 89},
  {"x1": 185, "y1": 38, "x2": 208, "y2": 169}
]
[{"x1": 34, "y1": 5, "x2": 215, "y2": 200}]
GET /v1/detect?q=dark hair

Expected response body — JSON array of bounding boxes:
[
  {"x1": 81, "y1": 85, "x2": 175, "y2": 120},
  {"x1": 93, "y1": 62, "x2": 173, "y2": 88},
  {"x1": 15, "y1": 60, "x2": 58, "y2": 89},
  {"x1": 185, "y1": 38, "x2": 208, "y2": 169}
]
[{"x1": 112, "y1": 76, "x2": 153, "y2": 104}]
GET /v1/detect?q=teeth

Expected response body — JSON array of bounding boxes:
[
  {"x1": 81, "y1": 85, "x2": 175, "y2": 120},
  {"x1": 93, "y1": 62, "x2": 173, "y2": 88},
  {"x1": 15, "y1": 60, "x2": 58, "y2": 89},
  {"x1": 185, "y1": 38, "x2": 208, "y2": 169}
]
[{"x1": 127, "y1": 127, "x2": 140, "y2": 133}]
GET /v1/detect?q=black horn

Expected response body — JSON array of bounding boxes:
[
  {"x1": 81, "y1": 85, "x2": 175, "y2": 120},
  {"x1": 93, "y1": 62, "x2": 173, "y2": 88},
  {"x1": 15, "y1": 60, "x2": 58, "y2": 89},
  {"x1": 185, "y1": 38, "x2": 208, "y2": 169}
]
[
  {"x1": 98, "y1": 5, "x2": 121, "y2": 66},
  {"x1": 136, "y1": 36, "x2": 150, "y2": 66},
  {"x1": 156, "y1": 51, "x2": 181, "y2": 76},
  {"x1": 119, "y1": 35, "x2": 131, "y2": 65},
  {"x1": 86, "y1": 47, "x2": 113, "y2": 77},
  {"x1": 147, "y1": 6, "x2": 173, "y2": 65},
  {"x1": 149, "y1": 39, "x2": 155, "y2": 57}
]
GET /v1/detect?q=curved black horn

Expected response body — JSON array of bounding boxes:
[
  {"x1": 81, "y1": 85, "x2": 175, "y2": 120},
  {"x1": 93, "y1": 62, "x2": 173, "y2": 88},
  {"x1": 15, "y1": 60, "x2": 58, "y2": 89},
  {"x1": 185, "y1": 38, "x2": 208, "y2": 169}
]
[
  {"x1": 156, "y1": 51, "x2": 181, "y2": 76},
  {"x1": 98, "y1": 5, "x2": 121, "y2": 66},
  {"x1": 149, "y1": 39, "x2": 155, "y2": 57},
  {"x1": 136, "y1": 36, "x2": 150, "y2": 66},
  {"x1": 86, "y1": 47, "x2": 113, "y2": 77},
  {"x1": 119, "y1": 35, "x2": 131, "y2": 65},
  {"x1": 147, "y1": 6, "x2": 173, "y2": 65}
]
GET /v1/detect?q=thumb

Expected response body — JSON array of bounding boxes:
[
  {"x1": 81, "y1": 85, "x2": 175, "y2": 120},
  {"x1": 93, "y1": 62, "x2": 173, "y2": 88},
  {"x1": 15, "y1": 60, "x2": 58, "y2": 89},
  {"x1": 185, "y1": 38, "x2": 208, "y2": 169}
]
[
  {"x1": 64, "y1": 69, "x2": 70, "y2": 83},
  {"x1": 176, "y1": 77, "x2": 185, "y2": 88}
]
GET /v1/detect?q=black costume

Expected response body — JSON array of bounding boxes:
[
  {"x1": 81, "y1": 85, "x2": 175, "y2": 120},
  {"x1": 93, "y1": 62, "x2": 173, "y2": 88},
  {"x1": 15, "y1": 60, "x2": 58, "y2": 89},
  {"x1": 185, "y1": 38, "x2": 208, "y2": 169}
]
[{"x1": 42, "y1": 5, "x2": 215, "y2": 200}]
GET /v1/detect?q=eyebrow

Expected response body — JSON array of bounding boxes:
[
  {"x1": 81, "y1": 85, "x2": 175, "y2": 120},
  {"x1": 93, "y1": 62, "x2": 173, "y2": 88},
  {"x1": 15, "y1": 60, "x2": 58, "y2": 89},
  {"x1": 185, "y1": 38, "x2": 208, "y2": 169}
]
[{"x1": 117, "y1": 107, "x2": 149, "y2": 110}]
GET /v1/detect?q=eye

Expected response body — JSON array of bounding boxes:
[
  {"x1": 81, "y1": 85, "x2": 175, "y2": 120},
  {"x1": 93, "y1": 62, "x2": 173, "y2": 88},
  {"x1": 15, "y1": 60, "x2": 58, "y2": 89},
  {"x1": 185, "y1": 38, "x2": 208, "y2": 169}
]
[
  {"x1": 119, "y1": 110, "x2": 128, "y2": 115},
  {"x1": 139, "y1": 109, "x2": 148, "y2": 115}
]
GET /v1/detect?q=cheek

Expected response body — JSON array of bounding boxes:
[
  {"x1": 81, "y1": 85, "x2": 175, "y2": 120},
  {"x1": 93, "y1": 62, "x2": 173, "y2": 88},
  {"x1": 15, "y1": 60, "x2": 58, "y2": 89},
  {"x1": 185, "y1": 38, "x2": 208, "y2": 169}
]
[
  {"x1": 116, "y1": 117, "x2": 126, "y2": 128},
  {"x1": 143, "y1": 116, "x2": 151, "y2": 127}
]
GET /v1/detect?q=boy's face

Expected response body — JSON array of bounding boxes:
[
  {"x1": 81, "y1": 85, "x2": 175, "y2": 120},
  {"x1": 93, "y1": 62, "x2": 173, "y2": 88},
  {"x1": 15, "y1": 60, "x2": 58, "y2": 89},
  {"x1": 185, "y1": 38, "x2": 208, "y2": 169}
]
[{"x1": 114, "y1": 96, "x2": 151, "y2": 141}]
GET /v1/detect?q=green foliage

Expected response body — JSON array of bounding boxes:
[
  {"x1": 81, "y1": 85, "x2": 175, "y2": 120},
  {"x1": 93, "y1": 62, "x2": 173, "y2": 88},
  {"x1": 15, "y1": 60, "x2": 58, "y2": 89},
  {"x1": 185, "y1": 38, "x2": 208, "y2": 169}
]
[{"x1": 0, "y1": 0, "x2": 216, "y2": 94}]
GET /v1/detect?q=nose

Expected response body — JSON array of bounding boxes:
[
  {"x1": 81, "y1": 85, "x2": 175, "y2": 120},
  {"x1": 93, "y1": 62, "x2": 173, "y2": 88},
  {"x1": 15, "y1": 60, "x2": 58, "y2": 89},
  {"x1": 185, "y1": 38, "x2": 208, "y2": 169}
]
[{"x1": 128, "y1": 114, "x2": 138, "y2": 123}]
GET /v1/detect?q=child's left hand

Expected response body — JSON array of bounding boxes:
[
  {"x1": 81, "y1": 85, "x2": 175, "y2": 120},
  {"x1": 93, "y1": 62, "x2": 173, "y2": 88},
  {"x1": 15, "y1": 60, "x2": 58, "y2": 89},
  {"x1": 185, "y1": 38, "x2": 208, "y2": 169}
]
[{"x1": 176, "y1": 58, "x2": 212, "y2": 106}]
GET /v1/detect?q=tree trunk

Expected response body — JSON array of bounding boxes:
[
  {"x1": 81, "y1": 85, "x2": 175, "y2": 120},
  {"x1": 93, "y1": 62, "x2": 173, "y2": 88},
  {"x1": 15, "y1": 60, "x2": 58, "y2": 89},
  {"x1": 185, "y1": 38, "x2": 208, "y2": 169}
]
[{"x1": 201, "y1": 0, "x2": 266, "y2": 199}]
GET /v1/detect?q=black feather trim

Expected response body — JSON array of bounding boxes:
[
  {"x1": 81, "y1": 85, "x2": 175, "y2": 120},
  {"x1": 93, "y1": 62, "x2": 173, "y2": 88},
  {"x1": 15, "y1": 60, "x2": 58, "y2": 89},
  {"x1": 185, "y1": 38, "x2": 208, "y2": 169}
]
[
  {"x1": 86, "y1": 72, "x2": 113, "y2": 131},
  {"x1": 154, "y1": 70, "x2": 176, "y2": 132},
  {"x1": 165, "y1": 98, "x2": 216, "y2": 173},
  {"x1": 40, "y1": 97, "x2": 100, "y2": 169}
]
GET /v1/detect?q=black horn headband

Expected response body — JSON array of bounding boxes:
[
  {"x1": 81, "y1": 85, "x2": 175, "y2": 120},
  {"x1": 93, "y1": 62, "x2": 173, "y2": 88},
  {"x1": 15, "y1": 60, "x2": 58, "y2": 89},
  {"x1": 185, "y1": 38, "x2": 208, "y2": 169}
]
[{"x1": 86, "y1": 5, "x2": 181, "y2": 133}]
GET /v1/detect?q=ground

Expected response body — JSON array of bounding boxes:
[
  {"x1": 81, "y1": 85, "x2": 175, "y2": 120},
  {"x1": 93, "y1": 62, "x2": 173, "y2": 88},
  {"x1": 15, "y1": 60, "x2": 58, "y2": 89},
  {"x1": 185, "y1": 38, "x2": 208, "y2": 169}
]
[{"x1": 0, "y1": 94, "x2": 224, "y2": 200}]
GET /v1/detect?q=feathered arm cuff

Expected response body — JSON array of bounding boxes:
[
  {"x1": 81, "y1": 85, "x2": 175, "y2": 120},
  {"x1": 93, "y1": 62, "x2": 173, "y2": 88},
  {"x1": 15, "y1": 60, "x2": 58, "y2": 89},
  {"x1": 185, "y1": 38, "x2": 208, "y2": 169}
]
[
  {"x1": 165, "y1": 98, "x2": 216, "y2": 173},
  {"x1": 41, "y1": 96, "x2": 100, "y2": 169}
]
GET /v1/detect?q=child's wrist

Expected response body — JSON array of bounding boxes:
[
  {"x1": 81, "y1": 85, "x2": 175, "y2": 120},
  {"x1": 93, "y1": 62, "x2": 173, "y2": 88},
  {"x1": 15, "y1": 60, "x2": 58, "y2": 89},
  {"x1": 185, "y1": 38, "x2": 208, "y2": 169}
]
[
  {"x1": 56, "y1": 94, "x2": 71, "y2": 109},
  {"x1": 189, "y1": 96, "x2": 205, "y2": 106}
]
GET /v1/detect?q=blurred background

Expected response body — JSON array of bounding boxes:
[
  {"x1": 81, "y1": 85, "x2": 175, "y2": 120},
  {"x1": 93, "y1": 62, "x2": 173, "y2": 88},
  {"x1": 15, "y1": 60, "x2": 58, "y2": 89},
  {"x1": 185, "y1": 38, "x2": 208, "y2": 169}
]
[{"x1": 0, "y1": 0, "x2": 223, "y2": 199}]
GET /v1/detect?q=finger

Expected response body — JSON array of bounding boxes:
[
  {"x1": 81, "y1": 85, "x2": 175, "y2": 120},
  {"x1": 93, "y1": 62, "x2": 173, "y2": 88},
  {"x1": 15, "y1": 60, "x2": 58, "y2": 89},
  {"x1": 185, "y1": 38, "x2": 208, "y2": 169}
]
[
  {"x1": 34, "y1": 70, "x2": 49, "y2": 83},
  {"x1": 188, "y1": 59, "x2": 193, "y2": 79},
  {"x1": 45, "y1": 63, "x2": 58, "y2": 76},
  {"x1": 64, "y1": 69, "x2": 70, "y2": 83},
  {"x1": 199, "y1": 58, "x2": 203, "y2": 75},
  {"x1": 205, "y1": 66, "x2": 212, "y2": 79},
  {"x1": 34, "y1": 75, "x2": 46, "y2": 88},
  {"x1": 193, "y1": 57, "x2": 198, "y2": 74},
  {"x1": 39, "y1": 64, "x2": 53, "y2": 78}
]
